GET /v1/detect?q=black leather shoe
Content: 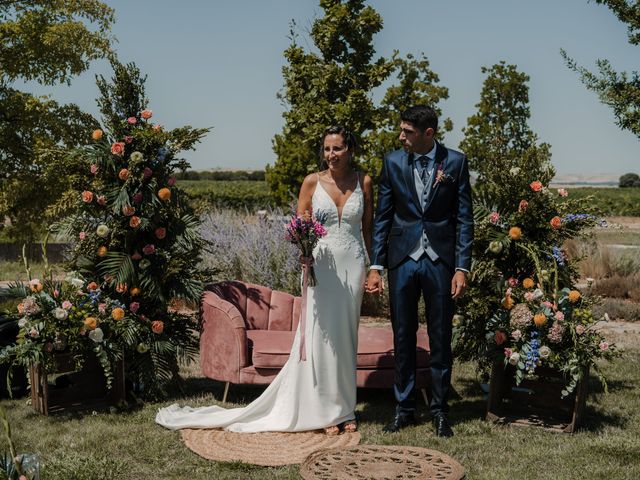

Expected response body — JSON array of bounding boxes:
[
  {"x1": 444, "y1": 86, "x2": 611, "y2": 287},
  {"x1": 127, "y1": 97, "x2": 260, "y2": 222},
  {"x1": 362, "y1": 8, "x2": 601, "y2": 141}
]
[
  {"x1": 383, "y1": 414, "x2": 417, "y2": 433},
  {"x1": 432, "y1": 413, "x2": 453, "y2": 438}
]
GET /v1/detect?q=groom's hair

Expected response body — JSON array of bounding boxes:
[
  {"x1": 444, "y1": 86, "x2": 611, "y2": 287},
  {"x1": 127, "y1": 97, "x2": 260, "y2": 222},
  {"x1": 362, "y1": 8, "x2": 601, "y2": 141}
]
[{"x1": 401, "y1": 105, "x2": 438, "y2": 133}]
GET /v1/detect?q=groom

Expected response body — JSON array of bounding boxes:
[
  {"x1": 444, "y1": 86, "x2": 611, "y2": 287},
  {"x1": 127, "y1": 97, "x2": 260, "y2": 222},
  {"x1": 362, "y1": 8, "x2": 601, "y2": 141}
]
[{"x1": 366, "y1": 105, "x2": 473, "y2": 437}]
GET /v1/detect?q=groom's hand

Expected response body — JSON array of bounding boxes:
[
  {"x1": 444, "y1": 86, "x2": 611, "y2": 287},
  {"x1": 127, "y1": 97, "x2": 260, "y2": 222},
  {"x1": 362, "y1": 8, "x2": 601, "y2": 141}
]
[
  {"x1": 365, "y1": 269, "x2": 384, "y2": 295},
  {"x1": 451, "y1": 270, "x2": 468, "y2": 299}
]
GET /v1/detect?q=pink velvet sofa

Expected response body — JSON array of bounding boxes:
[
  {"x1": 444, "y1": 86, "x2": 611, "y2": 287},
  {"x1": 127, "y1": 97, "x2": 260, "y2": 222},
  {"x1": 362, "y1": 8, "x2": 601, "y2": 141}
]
[{"x1": 200, "y1": 281, "x2": 431, "y2": 402}]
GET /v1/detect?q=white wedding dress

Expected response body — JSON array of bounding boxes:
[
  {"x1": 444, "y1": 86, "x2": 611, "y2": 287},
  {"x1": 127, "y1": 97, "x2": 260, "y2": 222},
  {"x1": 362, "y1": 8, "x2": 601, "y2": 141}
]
[{"x1": 156, "y1": 175, "x2": 366, "y2": 432}]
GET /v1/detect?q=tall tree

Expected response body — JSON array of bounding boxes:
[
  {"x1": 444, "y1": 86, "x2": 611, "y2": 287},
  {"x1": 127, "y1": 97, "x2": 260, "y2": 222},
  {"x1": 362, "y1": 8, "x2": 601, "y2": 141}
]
[
  {"x1": 561, "y1": 0, "x2": 640, "y2": 138},
  {"x1": 460, "y1": 62, "x2": 554, "y2": 211},
  {"x1": 267, "y1": 0, "x2": 451, "y2": 205},
  {"x1": 0, "y1": 0, "x2": 115, "y2": 242}
]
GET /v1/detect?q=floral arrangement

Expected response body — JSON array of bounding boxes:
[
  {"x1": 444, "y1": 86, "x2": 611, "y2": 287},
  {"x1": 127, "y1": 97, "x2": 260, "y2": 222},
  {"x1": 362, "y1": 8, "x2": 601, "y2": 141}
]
[
  {"x1": 285, "y1": 209, "x2": 328, "y2": 286},
  {"x1": 454, "y1": 175, "x2": 618, "y2": 396},
  {"x1": 0, "y1": 277, "x2": 142, "y2": 389}
]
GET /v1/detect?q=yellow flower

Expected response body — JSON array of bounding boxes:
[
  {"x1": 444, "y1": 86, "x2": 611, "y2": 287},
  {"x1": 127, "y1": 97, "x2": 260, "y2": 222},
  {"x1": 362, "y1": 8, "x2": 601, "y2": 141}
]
[{"x1": 522, "y1": 278, "x2": 535, "y2": 289}]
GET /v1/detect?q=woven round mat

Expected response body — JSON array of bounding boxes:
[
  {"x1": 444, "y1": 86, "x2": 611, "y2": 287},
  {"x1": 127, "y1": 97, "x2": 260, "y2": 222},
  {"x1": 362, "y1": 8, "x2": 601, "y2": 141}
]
[
  {"x1": 180, "y1": 429, "x2": 361, "y2": 466},
  {"x1": 300, "y1": 445, "x2": 465, "y2": 479}
]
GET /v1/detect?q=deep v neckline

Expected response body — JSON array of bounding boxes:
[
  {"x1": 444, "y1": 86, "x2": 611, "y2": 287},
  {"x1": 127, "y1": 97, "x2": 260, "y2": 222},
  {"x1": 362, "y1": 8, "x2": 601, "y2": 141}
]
[{"x1": 317, "y1": 175, "x2": 360, "y2": 226}]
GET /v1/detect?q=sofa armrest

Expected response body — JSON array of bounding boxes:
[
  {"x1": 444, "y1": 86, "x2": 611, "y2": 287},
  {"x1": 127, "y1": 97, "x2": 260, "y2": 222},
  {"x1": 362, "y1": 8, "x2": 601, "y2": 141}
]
[{"x1": 199, "y1": 291, "x2": 249, "y2": 384}]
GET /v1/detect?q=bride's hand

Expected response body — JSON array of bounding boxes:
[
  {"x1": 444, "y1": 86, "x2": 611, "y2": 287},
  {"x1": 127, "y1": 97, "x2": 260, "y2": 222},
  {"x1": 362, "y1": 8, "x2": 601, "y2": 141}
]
[{"x1": 365, "y1": 269, "x2": 384, "y2": 294}]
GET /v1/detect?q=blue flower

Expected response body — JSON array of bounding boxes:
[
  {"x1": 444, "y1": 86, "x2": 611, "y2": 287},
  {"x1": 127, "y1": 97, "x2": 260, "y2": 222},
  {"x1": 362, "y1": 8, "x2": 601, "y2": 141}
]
[{"x1": 552, "y1": 246, "x2": 565, "y2": 266}]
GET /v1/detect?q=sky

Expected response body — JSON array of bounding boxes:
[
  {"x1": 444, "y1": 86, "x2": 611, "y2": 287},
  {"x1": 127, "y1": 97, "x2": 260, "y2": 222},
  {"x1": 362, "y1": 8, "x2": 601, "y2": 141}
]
[{"x1": 18, "y1": 0, "x2": 639, "y2": 176}]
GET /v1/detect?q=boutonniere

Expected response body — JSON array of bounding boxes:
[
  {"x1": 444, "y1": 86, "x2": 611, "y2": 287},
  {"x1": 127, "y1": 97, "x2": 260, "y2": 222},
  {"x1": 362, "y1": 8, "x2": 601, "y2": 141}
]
[{"x1": 433, "y1": 163, "x2": 453, "y2": 188}]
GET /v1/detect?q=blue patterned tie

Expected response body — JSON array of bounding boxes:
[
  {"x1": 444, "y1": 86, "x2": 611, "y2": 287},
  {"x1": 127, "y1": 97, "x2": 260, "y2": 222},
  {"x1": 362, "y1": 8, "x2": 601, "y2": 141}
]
[{"x1": 417, "y1": 155, "x2": 438, "y2": 261}]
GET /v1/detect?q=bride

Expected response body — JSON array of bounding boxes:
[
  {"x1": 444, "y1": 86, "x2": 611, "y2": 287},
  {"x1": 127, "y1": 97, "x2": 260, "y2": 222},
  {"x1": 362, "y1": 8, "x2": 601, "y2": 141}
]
[{"x1": 156, "y1": 125, "x2": 375, "y2": 434}]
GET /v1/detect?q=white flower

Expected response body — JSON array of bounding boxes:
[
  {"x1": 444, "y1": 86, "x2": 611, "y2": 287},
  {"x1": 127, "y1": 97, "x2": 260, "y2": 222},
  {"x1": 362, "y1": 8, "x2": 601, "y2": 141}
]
[
  {"x1": 511, "y1": 329, "x2": 522, "y2": 341},
  {"x1": 53, "y1": 308, "x2": 68, "y2": 320},
  {"x1": 130, "y1": 151, "x2": 144, "y2": 162},
  {"x1": 539, "y1": 346, "x2": 551, "y2": 359},
  {"x1": 18, "y1": 318, "x2": 28, "y2": 328},
  {"x1": 96, "y1": 224, "x2": 110, "y2": 237},
  {"x1": 508, "y1": 352, "x2": 520, "y2": 365},
  {"x1": 452, "y1": 314, "x2": 464, "y2": 326},
  {"x1": 533, "y1": 288, "x2": 543, "y2": 299},
  {"x1": 69, "y1": 277, "x2": 84, "y2": 288},
  {"x1": 88, "y1": 327, "x2": 104, "y2": 343},
  {"x1": 509, "y1": 167, "x2": 521, "y2": 176}
]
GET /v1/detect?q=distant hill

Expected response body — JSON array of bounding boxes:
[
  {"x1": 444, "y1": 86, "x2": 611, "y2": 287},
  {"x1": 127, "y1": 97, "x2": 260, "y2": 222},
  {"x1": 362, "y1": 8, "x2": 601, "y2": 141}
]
[{"x1": 551, "y1": 173, "x2": 619, "y2": 187}]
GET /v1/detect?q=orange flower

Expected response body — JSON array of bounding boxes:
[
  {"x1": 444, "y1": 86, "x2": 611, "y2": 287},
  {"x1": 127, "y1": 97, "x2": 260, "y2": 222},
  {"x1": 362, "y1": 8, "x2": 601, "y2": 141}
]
[
  {"x1": 522, "y1": 278, "x2": 535, "y2": 289},
  {"x1": 530, "y1": 181, "x2": 543, "y2": 192},
  {"x1": 97, "y1": 246, "x2": 108, "y2": 257},
  {"x1": 92, "y1": 129, "x2": 103, "y2": 140},
  {"x1": 550, "y1": 216, "x2": 562, "y2": 229},
  {"x1": 130, "y1": 287, "x2": 141, "y2": 297},
  {"x1": 81, "y1": 190, "x2": 94, "y2": 203},
  {"x1": 118, "y1": 168, "x2": 130, "y2": 181},
  {"x1": 502, "y1": 296, "x2": 515, "y2": 310},
  {"x1": 111, "y1": 142, "x2": 126, "y2": 156},
  {"x1": 568, "y1": 290, "x2": 581, "y2": 303},
  {"x1": 84, "y1": 317, "x2": 98, "y2": 330},
  {"x1": 17, "y1": 303, "x2": 24, "y2": 315},
  {"x1": 111, "y1": 308, "x2": 125, "y2": 321},
  {"x1": 87, "y1": 282, "x2": 99, "y2": 291},
  {"x1": 534, "y1": 313, "x2": 547, "y2": 327},
  {"x1": 122, "y1": 205, "x2": 135, "y2": 216},
  {"x1": 141, "y1": 109, "x2": 153, "y2": 119},
  {"x1": 508, "y1": 227, "x2": 522, "y2": 241},
  {"x1": 129, "y1": 216, "x2": 141, "y2": 228},
  {"x1": 155, "y1": 227, "x2": 166, "y2": 239},
  {"x1": 116, "y1": 283, "x2": 128, "y2": 294},
  {"x1": 151, "y1": 320, "x2": 164, "y2": 334},
  {"x1": 157, "y1": 188, "x2": 171, "y2": 202}
]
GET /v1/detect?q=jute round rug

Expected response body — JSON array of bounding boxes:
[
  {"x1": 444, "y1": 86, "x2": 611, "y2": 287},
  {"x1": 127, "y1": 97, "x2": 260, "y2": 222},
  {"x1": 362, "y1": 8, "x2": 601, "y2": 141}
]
[
  {"x1": 180, "y1": 429, "x2": 361, "y2": 466},
  {"x1": 300, "y1": 445, "x2": 465, "y2": 479}
]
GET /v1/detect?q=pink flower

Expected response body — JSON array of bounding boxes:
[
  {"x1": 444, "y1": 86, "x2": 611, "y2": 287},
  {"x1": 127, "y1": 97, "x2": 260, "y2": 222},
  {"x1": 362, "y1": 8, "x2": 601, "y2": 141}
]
[
  {"x1": 98, "y1": 303, "x2": 107, "y2": 314},
  {"x1": 53, "y1": 289, "x2": 60, "y2": 298},
  {"x1": 29, "y1": 328, "x2": 39, "y2": 338},
  {"x1": 530, "y1": 181, "x2": 543, "y2": 192},
  {"x1": 122, "y1": 205, "x2": 136, "y2": 216},
  {"x1": 599, "y1": 341, "x2": 609, "y2": 351},
  {"x1": 131, "y1": 252, "x2": 142, "y2": 260},
  {"x1": 511, "y1": 329, "x2": 522, "y2": 341},
  {"x1": 508, "y1": 277, "x2": 519, "y2": 287},
  {"x1": 575, "y1": 325, "x2": 585, "y2": 335},
  {"x1": 45, "y1": 342, "x2": 54, "y2": 353},
  {"x1": 167, "y1": 175, "x2": 177, "y2": 187},
  {"x1": 558, "y1": 188, "x2": 568, "y2": 197},
  {"x1": 82, "y1": 190, "x2": 93, "y2": 203},
  {"x1": 142, "y1": 244, "x2": 156, "y2": 255},
  {"x1": 141, "y1": 109, "x2": 153, "y2": 119},
  {"x1": 62, "y1": 300, "x2": 72, "y2": 310},
  {"x1": 90, "y1": 164, "x2": 99, "y2": 174},
  {"x1": 97, "y1": 195, "x2": 107, "y2": 205},
  {"x1": 495, "y1": 331, "x2": 507, "y2": 345},
  {"x1": 550, "y1": 216, "x2": 562, "y2": 229},
  {"x1": 133, "y1": 193, "x2": 143, "y2": 204},
  {"x1": 506, "y1": 287, "x2": 512, "y2": 296},
  {"x1": 542, "y1": 301, "x2": 554, "y2": 309},
  {"x1": 124, "y1": 135, "x2": 134, "y2": 144},
  {"x1": 524, "y1": 292, "x2": 535, "y2": 302},
  {"x1": 504, "y1": 348, "x2": 513, "y2": 358},
  {"x1": 489, "y1": 212, "x2": 500, "y2": 224},
  {"x1": 554, "y1": 311, "x2": 565, "y2": 321},
  {"x1": 111, "y1": 142, "x2": 126, "y2": 156},
  {"x1": 79, "y1": 231, "x2": 86, "y2": 240},
  {"x1": 127, "y1": 117, "x2": 137, "y2": 124},
  {"x1": 129, "y1": 302, "x2": 140, "y2": 313},
  {"x1": 152, "y1": 124, "x2": 163, "y2": 131},
  {"x1": 143, "y1": 167, "x2": 153, "y2": 179},
  {"x1": 155, "y1": 227, "x2": 167, "y2": 239}
]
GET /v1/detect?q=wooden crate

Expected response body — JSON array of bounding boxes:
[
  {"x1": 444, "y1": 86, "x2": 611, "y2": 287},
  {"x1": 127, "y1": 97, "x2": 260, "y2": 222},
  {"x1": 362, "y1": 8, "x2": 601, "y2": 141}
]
[
  {"x1": 486, "y1": 362, "x2": 588, "y2": 433},
  {"x1": 29, "y1": 353, "x2": 125, "y2": 415}
]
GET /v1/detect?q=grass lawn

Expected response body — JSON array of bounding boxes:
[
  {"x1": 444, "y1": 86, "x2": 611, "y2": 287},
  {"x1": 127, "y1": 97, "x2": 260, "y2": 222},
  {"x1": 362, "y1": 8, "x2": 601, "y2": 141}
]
[{"x1": 1, "y1": 343, "x2": 639, "y2": 480}]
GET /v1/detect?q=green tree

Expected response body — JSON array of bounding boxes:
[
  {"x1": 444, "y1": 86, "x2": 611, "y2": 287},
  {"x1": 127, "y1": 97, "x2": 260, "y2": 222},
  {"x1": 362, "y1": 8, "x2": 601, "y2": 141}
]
[
  {"x1": 460, "y1": 62, "x2": 554, "y2": 211},
  {"x1": 267, "y1": 0, "x2": 451, "y2": 205},
  {"x1": 619, "y1": 172, "x2": 640, "y2": 187},
  {"x1": 561, "y1": 0, "x2": 640, "y2": 138},
  {"x1": 0, "y1": 0, "x2": 115, "y2": 242}
]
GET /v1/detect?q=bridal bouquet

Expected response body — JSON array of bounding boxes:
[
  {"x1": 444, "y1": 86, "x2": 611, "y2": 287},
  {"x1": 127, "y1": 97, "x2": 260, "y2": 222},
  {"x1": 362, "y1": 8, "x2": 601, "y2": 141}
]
[{"x1": 284, "y1": 210, "x2": 327, "y2": 286}]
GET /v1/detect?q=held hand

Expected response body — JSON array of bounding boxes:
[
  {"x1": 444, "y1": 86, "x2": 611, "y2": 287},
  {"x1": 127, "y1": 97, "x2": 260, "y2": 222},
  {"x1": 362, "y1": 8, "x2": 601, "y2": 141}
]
[
  {"x1": 365, "y1": 269, "x2": 384, "y2": 295},
  {"x1": 451, "y1": 270, "x2": 468, "y2": 299}
]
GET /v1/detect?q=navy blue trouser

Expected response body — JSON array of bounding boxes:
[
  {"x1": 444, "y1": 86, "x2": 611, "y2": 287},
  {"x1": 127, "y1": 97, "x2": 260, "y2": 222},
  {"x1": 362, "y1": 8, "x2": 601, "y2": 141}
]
[{"x1": 388, "y1": 254, "x2": 454, "y2": 416}]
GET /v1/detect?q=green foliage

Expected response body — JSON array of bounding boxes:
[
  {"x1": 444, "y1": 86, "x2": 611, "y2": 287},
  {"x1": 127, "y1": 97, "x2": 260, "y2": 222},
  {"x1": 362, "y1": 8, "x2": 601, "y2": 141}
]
[
  {"x1": 175, "y1": 170, "x2": 265, "y2": 181},
  {"x1": 566, "y1": 187, "x2": 640, "y2": 215},
  {"x1": 460, "y1": 62, "x2": 554, "y2": 211},
  {"x1": 54, "y1": 61, "x2": 210, "y2": 398},
  {"x1": 181, "y1": 180, "x2": 275, "y2": 211},
  {"x1": 619, "y1": 172, "x2": 640, "y2": 187},
  {"x1": 267, "y1": 0, "x2": 451, "y2": 204},
  {"x1": 0, "y1": 0, "x2": 115, "y2": 243},
  {"x1": 561, "y1": 0, "x2": 640, "y2": 138}
]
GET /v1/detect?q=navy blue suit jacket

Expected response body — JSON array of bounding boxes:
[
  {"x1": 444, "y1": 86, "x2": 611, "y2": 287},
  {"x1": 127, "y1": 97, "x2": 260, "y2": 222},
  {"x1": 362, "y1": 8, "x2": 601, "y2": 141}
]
[{"x1": 371, "y1": 143, "x2": 474, "y2": 271}]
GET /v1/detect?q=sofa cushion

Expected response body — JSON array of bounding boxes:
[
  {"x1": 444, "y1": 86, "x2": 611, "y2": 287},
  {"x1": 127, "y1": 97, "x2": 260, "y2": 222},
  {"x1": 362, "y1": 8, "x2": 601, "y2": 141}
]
[
  {"x1": 356, "y1": 327, "x2": 430, "y2": 368},
  {"x1": 247, "y1": 330, "x2": 295, "y2": 369}
]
